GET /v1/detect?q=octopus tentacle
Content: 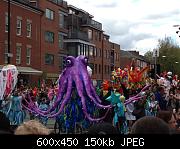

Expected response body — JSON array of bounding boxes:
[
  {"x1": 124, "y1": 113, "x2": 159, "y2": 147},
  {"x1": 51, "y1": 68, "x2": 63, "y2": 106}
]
[
  {"x1": 43, "y1": 77, "x2": 68, "y2": 114},
  {"x1": 81, "y1": 69, "x2": 102, "y2": 103},
  {"x1": 90, "y1": 83, "x2": 103, "y2": 103},
  {"x1": 74, "y1": 72, "x2": 110, "y2": 109},
  {"x1": 47, "y1": 76, "x2": 73, "y2": 118},
  {"x1": 81, "y1": 95, "x2": 111, "y2": 121}
]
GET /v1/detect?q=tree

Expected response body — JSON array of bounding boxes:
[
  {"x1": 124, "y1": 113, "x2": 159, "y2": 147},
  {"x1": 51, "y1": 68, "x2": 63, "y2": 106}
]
[
  {"x1": 157, "y1": 37, "x2": 180, "y2": 76},
  {"x1": 144, "y1": 50, "x2": 153, "y2": 63}
]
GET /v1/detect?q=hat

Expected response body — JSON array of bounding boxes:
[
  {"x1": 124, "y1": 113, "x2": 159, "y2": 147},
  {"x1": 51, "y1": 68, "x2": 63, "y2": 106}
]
[{"x1": 167, "y1": 72, "x2": 172, "y2": 76}]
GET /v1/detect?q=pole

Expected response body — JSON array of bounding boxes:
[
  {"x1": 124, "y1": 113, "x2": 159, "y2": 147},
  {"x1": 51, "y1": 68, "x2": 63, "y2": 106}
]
[
  {"x1": 8, "y1": 0, "x2": 11, "y2": 64},
  {"x1": 155, "y1": 52, "x2": 157, "y2": 81},
  {"x1": 102, "y1": 35, "x2": 104, "y2": 82}
]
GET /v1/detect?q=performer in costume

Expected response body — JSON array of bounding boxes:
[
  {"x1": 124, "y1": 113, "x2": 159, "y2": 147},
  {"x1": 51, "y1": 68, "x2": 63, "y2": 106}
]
[
  {"x1": 8, "y1": 90, "x2": 25, "y2": 125},
  {"x1": 145, "y1": 93, "x2": 159, "y2": 116}
]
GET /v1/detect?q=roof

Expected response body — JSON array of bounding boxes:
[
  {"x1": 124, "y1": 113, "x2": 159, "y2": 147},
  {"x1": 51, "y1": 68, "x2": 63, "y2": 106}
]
[
  {"x1": 0, "y1": 65, "x2": 42, "y2": 75},
  {"x1": 13, "y1": 0, "x2": 43, "y2": 13},
  {"x1": 120, "y1": 50, "x2": 148, "y2": 61}
]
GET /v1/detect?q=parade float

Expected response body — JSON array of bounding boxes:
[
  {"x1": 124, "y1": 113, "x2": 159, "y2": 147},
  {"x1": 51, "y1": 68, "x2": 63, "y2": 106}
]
[{"x1": 0, "y1": 65, "x2": 18, "y2": 100}]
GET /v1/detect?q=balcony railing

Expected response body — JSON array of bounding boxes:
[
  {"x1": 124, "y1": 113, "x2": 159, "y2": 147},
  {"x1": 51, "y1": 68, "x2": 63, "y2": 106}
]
[
  {"x1": 81, "y1": 19, "x2": 102, "y2": 30},
  {"x1": 48, "y1": 0, "x2": 67, "y2": 8},
  {"x1": 68, "y1": 31, "x2": 89, "y2": 41}
]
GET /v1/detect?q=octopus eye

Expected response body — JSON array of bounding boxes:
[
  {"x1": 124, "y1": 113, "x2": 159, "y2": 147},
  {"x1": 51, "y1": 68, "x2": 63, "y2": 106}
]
[
  {"x1": 84, "y1": 57, "x2": 88, "y2": 64},
  {"x1": 66, "y1": 59, "x2": 72, "y2": 66}
]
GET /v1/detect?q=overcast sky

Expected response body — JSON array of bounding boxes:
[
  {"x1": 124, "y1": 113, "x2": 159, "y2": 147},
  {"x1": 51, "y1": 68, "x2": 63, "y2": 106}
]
[{"x1": 66, "y1": 0, "x2": 180, "y2": 55}]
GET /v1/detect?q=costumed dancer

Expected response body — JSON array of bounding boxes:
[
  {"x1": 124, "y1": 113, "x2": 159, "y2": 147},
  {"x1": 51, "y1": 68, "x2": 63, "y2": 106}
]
[
  {"x1": 105, "y1": 90, "x2": 128, "y2": 134},
  {"x1": 145, "y1": 93, "x2": 159, "y2": 116},
  {"x1": 8, "y1": 89, "x2": 25, "y2": 125}
]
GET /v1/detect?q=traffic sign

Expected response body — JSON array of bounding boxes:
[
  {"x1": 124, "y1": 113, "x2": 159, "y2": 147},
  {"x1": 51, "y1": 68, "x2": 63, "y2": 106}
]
[{"x1": 153, "y1": 49, "x2": 159, "y2": 57}]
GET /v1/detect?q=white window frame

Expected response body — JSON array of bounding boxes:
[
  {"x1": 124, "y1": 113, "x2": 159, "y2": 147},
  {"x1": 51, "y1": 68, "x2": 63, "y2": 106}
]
[
  {"x1": 16, "y1": 17, "x2": 22, "y2": 36},
  {"x1": 4, "y1": 43, "x2": 8, "y2": 64},
  {"x1": 59, "y1": 11, "x2": 64, "y2": 28},
  {"x1": 27, "y1": 20, "x2": 32, "y2": 38},
  {"x1": 26, "y1": 46, "x2": 31, "y2": 65},
  {"x1": 46, "y1": 8, "x2": 54, "y2": 20},
  {"x1": 16, "y1": 45, "x2": 21, "y2": 65},
  {"x1": 5, "y1": 13, "x2": 8, "y2": 32},
  {"x1": 88, "y1": 29, "x2": 92, "y2": 40}
]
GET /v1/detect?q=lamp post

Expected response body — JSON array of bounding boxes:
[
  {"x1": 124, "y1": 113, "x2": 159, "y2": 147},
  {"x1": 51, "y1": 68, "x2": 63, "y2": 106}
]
[{"x1": 7, "y1": 0, "x2": 11, "y2": 64}]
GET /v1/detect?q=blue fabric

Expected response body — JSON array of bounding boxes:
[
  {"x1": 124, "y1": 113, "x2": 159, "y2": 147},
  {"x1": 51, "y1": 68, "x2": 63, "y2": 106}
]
[
  {"x1": 1, "y1": 96, "x2": 25, "y2": 125},
  {"x1": 39, "y1": 103, "x2": 49, "y2": 126},
  {"x1": 155, "y1": 92, "x2": 167, "y2": 110}
]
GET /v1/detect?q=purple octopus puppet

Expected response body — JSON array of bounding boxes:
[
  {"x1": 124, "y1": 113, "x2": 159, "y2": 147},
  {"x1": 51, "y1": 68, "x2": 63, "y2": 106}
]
[{"x1": 23, "y1": 56, "x2": 111, "y2": 122}]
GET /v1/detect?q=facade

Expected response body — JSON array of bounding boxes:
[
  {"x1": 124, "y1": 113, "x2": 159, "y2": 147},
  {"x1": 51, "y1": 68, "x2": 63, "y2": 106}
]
[
  {"x1": 35, "y1": 0, "x2": 68, "y2": 82},
  {"x1": 65, "y1": 5, "x2": 121, "y2": 84},
  {"x1": 120, "y1": 50, "x2": 149, "y2": 69},
  {"x1": 0, "y1": 0, "x2": 121, "y2": 86},
  {"x1": 0, "y1": 0, "x2": 43, "y2": 86}
]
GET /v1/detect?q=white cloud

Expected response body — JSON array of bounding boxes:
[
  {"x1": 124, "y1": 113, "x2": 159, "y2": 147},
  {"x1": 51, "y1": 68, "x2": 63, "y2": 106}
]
[{"x1": 66, "y1": 0, "x2": 180, "y2": 55}]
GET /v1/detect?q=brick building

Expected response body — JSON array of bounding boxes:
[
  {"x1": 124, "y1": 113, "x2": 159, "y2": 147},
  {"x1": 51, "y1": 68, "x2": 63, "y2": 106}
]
[
  {"x1": 120, "y1": 50, "x2": 149, "y2": 69},
  {"x1": 35, "y1": 0, "x2": 68, "y2": 83},
  {"x1": 65, "y1": 5, "x2": 121, "y2": 84},
  {"x1": 0, "y1": 0, "x2": 43, "y2": 86},
  {"x1": 0, "y1": 0, "x2": 121, "y2": 86}
]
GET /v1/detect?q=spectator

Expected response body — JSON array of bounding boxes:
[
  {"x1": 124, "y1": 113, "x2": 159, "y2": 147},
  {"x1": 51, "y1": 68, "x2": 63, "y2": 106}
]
[
  {"x1": 155, "y1": 86, "x2": 167, "y2": 110},
  {"x1": 157, "y1": 110, "x2": 178, "y2": 134},
  {"x1": 14, "y1": 120, "x2": 51, "y2": 135},
  {"x1": 131, "y1": 116, "x2": 170, "y2": 134}
]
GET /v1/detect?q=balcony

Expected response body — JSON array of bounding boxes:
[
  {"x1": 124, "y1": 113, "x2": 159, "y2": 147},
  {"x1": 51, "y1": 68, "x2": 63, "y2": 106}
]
[
  {"x1": 48, "y1": 0, "x2": 67, "y2": 8},
  {"x1": 67, "y1": 31, "x2": 89, "y2": 42},
  {"x1": 81, "y1": 19, "x2": 102, "y2": 30}
]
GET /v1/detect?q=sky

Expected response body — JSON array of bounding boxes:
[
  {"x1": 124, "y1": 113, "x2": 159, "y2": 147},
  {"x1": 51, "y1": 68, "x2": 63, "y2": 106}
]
[{"x1": 66, "y1": 0, "x2": 180, "y2": 55}]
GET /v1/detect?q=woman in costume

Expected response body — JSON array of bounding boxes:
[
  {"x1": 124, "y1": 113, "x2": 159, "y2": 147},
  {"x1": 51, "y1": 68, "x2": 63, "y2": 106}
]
[
  {"x1": 8, "y1": 90, "x2": 25, "y2": 125},
  {"x1": 145, "y1": 92, "x2": 159, "y2": 116}
]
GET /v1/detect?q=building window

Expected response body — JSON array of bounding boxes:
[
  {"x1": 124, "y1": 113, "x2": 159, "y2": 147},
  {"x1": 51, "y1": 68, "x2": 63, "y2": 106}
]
[
  {"x1": 5, "y1": 13, "x2": 8, "y2": 32},
  {"x1": 4, "y1": 43, "x2": 8, "y2": 64},
  {"x1": 58, "y1": 32, "x2": 64, "y2": 49},
  {"x1": 108, "y1": 66, "x2": 110, "y2": 74},
  {"x1": 59, "y1": 11, "x2": 64, "y2": 28},
  {"x1": 99, "y1": 49, "x2": 101, "y2": 57},
  {"x1": 16, "y1": 45, "x2": 21, "y2": 64},
  {"x1": 88, "y1": 29, "x2": 92, "y2": 40},
  {"x1": 26, "y1": 46, "x2": 31, "y2": 65},
  {"x1": 95, "y1": 31, "x2": 98, "y2": 41},
  {"x1": 94, "y1": 47, "x2": 97, "y2": 57},
  {"x1": 45, "y1": 8, "x2": 54, "y2": 20},
  {"x1": 59, "y1": 56, "x2": 66, "y2": 70},
  {"x1": 99, "y1": 32, "x2": 101, "y2": 41},
  {"x1": 86, "y1": 45, "x2": 89, "y2": 56},
  {"x1": 45, "y1": 54, "x2": 54, "y2": 65},
  {"x1": 27, "y1": 20, "x2": 32, "y2": 38},
  {"x1": 80, "y1": 44, "x2": 83, "y2": 55},
  {"x1": 78, "y1": 45, "x2": 80, "y2": 56},
  {"x1": 95, "y1": 64, "x2": 97, "y2": 74},
  {"x1": 114, "y1": 52, "x2": 117, "y2": 61},
  {"x1": 45, "y1": 31, "x2": 54, "y2": 43},
  {"x1": 89, "y1": 46, "x2": 93, "y2": 56},
  {"x1": 104, "y1": 50, "x2": 106, "y2": 58},
  {"x1": 16, "y1": 18, "x2": 22, "y2": 36},
  {"x1": 99, "y1": 64, "x2": 101, "y2": 73},
  {"x1": 83, "y1": 45, "x2": 86, "y2": 56}
]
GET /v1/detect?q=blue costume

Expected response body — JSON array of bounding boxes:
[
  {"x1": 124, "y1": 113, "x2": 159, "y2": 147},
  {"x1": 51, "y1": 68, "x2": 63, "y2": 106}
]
[
  {"x1": 8, "y1": 95, "x2": 25, "y2": 125},
  {"x1": 38, "y1": 102, "x2": 49, "y2": 126},
  {"x1": 106, "y1": 92, "x2": 128, "y2": 134}
]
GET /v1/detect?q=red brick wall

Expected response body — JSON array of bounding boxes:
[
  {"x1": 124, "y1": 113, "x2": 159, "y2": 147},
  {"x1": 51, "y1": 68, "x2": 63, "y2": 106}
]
[{"x1": 0, "y1": 1, "x2": 41, "y2": 70}]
